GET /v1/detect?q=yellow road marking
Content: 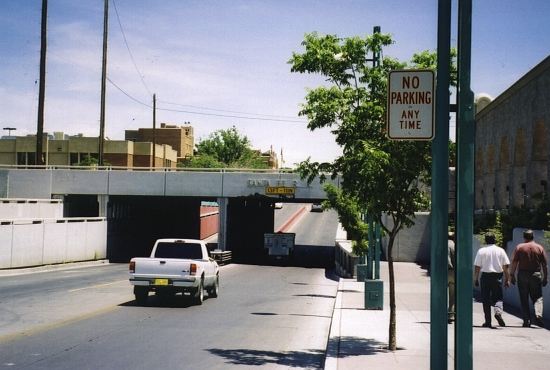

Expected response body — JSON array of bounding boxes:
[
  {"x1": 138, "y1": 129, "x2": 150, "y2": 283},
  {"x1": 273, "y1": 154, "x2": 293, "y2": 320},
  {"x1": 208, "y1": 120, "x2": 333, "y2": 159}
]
[
  {"x1": 0, "y1": 306, "x2": 119, "y2": 344},
  {"x1": 68, "y1": 279, "x2": 127, "y2": 292}
]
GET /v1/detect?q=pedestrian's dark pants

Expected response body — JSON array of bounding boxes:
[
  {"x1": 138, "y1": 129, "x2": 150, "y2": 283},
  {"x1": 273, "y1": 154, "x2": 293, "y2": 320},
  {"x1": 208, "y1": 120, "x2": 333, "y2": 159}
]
[
  {"x1": 517, "y1": 270, "x2": 544, "y2": 322},
  {"x1": 480, "y1": 272, "x2": 504, "y2": 325}
]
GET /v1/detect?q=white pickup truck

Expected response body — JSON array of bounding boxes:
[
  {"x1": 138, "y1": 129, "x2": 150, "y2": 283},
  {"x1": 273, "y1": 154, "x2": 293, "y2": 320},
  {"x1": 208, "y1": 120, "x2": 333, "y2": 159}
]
[{"x1": 129, "y1": 238, "x2": 219, "y2": 305}]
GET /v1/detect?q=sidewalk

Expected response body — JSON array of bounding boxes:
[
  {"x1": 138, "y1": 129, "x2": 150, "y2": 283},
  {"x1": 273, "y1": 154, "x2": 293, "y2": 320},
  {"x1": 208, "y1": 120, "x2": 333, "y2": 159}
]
[{"x1": 325, "y1": 262, "x2": 550, "y2": 370}]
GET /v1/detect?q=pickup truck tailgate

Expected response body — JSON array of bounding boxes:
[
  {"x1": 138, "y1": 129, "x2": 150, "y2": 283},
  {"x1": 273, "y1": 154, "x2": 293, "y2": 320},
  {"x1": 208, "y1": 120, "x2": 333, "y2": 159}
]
[{"x1": 132, "y1": 258, "x2": 193, "y2": 277}]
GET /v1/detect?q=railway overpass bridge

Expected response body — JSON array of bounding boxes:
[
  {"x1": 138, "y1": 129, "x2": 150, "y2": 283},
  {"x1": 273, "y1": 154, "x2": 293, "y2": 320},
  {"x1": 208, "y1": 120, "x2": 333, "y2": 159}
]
[{"x1": 0, "y1": 167, "x2": 340, "y2": 263}]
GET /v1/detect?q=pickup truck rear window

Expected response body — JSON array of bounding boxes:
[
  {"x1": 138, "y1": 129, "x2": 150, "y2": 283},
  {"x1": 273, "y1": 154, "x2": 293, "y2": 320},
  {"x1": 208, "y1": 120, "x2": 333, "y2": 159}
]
[{"x1": 154, "y1": 242, "x2": 203, "y2": 259}]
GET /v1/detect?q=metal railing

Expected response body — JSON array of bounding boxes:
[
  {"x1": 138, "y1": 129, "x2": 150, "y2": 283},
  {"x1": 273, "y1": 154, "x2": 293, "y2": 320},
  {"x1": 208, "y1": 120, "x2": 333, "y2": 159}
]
[
  {"x1": 209, "y1": 250, "x2": 232, "y2": 265},
  {"x1": 0, "y1": 164, "x2": 298, "y2": 174}
]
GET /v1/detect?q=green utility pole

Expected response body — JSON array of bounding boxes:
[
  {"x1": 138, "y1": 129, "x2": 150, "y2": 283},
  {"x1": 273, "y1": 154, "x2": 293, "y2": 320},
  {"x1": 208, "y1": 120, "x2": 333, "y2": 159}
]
[
  {"x1": 456, "y1": 0, "x2": 474, "y2": 369},
  {"x1": 374, "y1": 221, "x2": 381, "y2": 279},
  {"x1": 367, "y1": 214, "x2": 374, "y2": 279},
  {"x1": 430, "y1": 1, "x2": 451, "y2": 369}
]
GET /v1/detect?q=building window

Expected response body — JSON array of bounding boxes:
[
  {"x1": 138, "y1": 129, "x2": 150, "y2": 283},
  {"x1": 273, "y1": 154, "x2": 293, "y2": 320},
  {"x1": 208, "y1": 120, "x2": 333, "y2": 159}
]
[
  {"x1": 27, "y1": 152, "x2": 36, "y2": 165},
  {"x1": 17, "y1": 152, "x2": 26, "y2": 165},
  {"x1": 70, "y1": 153, "x2": 79, "y2": 165}
]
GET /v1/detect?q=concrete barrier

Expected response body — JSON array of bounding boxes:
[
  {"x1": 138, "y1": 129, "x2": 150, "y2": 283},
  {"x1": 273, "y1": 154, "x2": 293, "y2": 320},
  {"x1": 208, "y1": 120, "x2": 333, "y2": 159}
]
[
  {"x1": 0, "y1": 217, "x2": 106, "y2": 269},
  {"x1": 334, "y1": 224, "x2": 360, "y2": 278},
  {"x1": 0, "y1": 198, "x2": 63, "y2": 219}
]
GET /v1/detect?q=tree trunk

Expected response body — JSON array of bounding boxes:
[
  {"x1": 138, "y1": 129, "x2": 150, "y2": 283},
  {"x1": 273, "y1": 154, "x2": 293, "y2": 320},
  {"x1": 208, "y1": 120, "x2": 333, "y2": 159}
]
[{"x1": 387, "y1": 231, "x2": 397, "y2": 351}]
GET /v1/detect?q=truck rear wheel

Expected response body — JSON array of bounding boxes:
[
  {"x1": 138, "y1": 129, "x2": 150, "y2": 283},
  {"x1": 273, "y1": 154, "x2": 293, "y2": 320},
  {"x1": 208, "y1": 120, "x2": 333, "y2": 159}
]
[
  {"x1": 193, "y1": 279, "x2": 204, "y2": 305},
  {"x1": 208, "y1": 275, "x2": 219, "y2": 298},
  {"x1": 134, "y1": 286, "x2": 149, "y2": 305}
]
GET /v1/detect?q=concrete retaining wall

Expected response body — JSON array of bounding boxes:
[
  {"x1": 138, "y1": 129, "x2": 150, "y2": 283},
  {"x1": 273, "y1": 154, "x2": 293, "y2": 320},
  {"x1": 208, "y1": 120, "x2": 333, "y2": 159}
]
[
  {"x1": 381, "y1": 212, "x2": 431, "y2": 263},
  {"x1": 0, "y1": 218, "x2": 107, "y2": 269},
  {"x1": 0, "y1": 199, "x2": 63, "y2": 219}
]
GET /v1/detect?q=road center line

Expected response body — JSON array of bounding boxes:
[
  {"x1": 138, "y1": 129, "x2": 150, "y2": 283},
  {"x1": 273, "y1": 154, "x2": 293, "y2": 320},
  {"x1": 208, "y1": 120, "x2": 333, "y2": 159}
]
[{"x1": 68, "y1": 280, "x2": 127, "y2": 292}]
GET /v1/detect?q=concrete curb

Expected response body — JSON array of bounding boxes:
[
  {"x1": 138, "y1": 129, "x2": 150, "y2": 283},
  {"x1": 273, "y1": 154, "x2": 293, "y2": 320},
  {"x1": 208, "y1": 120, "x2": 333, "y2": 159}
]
[
  {"x1": 0, "y1": 259, "x2": 110, "y2": 277},
  {"x1": 324, "y1": 278, "x2": 344, "y2": 370}
]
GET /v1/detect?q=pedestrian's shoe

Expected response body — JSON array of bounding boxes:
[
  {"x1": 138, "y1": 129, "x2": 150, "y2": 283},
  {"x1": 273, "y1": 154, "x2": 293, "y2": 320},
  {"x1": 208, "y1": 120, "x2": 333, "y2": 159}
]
[
  {"x1": 522, "y1": 320, "x2": 531, "y2": 328},
  {"x1": 482, "y1": 322, "x2": 492, "y2": 328},
  {"x1": 534, "y1": 316, "x2": 544, "y2": 328},
  {"x1": 494, "y1": 314, "x2": 506, "y2": 327}
]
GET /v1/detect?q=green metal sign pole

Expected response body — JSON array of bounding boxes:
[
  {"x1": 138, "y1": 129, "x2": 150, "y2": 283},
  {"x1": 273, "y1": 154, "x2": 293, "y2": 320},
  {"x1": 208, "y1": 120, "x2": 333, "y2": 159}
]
[
  {"x1": 370, "y1": 217, "x2": 375, "y2": 279},
  {"x1": 375, "y1": 220, "x2": 381, "y2": 280},
  {"x1": 430, "y1": 1, "x2": 451, "y2": 369},
  {"x1": 456, "y1": 0, "x2": 474, "y2": 369}
]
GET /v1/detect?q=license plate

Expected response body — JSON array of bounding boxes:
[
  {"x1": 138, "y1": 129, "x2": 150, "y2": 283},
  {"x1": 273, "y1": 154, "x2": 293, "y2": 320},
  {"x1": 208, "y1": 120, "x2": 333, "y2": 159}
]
[{"x1": 154, "y1": 279, "x2": 169, "y2": 286}]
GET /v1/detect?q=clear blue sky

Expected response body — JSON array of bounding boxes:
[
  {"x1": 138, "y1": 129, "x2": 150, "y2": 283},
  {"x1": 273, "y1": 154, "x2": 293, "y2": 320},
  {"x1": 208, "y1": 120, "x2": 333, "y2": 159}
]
[{"x1": 1, "y1": 1, "x2": 548, "y2": 166}]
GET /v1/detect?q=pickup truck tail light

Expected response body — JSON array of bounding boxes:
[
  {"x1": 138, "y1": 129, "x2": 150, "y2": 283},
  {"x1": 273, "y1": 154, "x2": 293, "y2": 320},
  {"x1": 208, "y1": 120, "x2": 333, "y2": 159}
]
[
  {"x1": 129, "y1": 261, "x2": 135, "y2": 273},
  {"x1": 190, "y1": 263, "x2": 197, "y2": 275}
]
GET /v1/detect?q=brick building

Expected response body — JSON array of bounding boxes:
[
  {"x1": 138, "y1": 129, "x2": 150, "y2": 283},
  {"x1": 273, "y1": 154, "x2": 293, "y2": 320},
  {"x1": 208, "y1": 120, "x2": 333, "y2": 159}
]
[
  {"x1": 475, "y1": 55, "x2": 550, "y2": 211},
  {"x1": 125, "y1": 123, "x2": 194, "y2": 163}
]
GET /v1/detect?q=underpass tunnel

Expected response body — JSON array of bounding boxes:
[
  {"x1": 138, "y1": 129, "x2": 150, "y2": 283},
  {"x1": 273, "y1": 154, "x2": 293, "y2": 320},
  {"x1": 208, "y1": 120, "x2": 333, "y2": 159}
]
[
  {"x1": 62, "y1": 194, "x2": 99, "y2": 217},
  {"x1": 226, "y1": 197, "x2": 274, "y2": 263},
  {"x1": 106, "y1": 196, "x2": 203, "y2": 262}
]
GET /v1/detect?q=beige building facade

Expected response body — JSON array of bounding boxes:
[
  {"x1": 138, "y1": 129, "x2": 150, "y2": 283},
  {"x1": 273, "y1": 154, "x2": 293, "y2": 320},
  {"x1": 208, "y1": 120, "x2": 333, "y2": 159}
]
[
  {"x1": 0, "y1": 134, "x2": 177, "y2": 168},
  {"x1": 475, "y1": 55, "x2": 550, "y2": 211}
]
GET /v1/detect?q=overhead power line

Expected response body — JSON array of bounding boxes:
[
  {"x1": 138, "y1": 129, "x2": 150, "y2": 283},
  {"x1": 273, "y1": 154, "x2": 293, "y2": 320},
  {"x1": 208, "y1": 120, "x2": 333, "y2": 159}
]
[
  {"x1": 158, "y1": 106, "x2": 306, "y2": 123},
  {"x1": 111, "y1": 0, "x2": 152, "y2": 97},
  {"x1": 158, "y1": 99, "x2": 306, "y2": 120},
  {"x1": 109, "y1": 0, "x2": 306, "y2": 124},
  {"x1": 107, "y1": 77, "x2": 151, "y2": 108},
  {"x1": 106, "y1": 77, "x2": 307, "y2": 123}
]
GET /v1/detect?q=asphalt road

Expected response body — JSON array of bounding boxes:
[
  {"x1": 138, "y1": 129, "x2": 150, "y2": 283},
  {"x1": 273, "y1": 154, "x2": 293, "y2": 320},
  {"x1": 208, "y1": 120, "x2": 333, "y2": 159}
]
[
  {"x1": 0, "y1": 264, "x2": 338, "y2": 369},
  {"x1": 0, "y1": 207, "x2": 340, "y2": 369},
  {"x1": 274, "y1": 202, "x2": 339, "y2": 245}
]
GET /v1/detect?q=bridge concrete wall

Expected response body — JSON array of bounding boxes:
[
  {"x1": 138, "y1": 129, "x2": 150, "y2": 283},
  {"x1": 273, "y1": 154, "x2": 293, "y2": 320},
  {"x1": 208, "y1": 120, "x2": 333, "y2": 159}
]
[
  {"x1": 166, "y1": 172, "x2": 223, "y2": 196},
  {"x1": 0, "y1": 218, "x2": 107, "y2": 269},
  {"x1": 2, "y1": 169, "x2": 52, "y2": 198},
  {"x1": 52, "y1": 170, "x2": 110, "y2": 194},
  {"x1": 0, "y1": 169, "x2": 338, "y2": 199}
]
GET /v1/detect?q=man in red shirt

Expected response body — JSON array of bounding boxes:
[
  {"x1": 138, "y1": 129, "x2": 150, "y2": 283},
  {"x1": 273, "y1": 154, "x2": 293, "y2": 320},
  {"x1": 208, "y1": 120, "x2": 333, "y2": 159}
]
[{"x1": 509, "y1": 229, "x2": 548, "y2": 327}]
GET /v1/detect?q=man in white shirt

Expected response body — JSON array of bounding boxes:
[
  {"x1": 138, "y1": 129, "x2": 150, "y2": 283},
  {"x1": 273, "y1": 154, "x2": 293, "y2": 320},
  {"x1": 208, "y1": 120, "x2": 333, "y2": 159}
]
[{"x1": 474, "y1": 232, "x2": 510, "y2": 328}]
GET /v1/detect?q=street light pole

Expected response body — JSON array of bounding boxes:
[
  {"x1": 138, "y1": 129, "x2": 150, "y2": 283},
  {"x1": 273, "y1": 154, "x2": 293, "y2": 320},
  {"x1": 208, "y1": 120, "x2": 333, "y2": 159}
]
[{"x1": 3, "y1": 127, "x2": 17, "y2": 137}]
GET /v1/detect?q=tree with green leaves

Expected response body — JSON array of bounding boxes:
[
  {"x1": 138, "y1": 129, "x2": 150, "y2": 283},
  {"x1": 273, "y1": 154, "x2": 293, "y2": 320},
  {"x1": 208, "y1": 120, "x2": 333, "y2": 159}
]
[
  {"x1": 180, "y1": 126, "x2": 270, "y2": 169},
  {"x1": 290, "y1": 32, "x2": 455, "y2": 350}
]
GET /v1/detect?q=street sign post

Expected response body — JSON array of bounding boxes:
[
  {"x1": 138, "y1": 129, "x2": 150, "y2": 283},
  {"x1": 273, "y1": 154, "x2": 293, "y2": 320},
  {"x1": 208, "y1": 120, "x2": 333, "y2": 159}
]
[{"x1": 387, "y1": 70, "x2": 435, "y2": 140}]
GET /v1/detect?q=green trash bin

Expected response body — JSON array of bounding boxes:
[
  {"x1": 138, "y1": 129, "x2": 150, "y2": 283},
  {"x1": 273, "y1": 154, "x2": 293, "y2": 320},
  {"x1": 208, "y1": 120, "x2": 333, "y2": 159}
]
[{"x1": 365, "y1": 279, "x2": 383, "y2": 310}]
